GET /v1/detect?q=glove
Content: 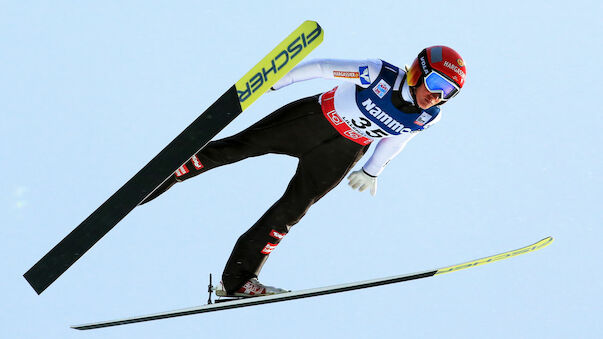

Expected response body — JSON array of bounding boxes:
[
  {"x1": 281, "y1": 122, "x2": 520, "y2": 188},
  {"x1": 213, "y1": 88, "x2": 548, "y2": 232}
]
[{"x1": 347, "y1": 169, "x2": 377, "y2": 196}]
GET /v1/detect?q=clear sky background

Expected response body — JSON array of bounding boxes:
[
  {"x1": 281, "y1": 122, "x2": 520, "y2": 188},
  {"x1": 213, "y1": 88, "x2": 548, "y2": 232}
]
[{"x1": 2, "y1": 1, "x2": 601, "y2": 338}]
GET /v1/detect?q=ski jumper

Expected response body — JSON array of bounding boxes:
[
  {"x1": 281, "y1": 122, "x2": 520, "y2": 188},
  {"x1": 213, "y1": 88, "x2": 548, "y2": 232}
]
[{"x1": 141, "y1": 59, "x2": 442, "y2": 293}]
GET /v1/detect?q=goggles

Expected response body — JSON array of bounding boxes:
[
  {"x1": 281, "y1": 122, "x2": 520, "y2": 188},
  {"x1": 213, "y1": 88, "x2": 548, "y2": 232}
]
[{"x1": 424, "y1": 71, "x2": 460, "y2": 101}]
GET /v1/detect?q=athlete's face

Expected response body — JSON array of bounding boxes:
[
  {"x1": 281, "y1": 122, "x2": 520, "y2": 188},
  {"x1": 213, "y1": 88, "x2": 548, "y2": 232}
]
[{"x1": 415, "y1": 82, "x2": 442, "y2": 109}]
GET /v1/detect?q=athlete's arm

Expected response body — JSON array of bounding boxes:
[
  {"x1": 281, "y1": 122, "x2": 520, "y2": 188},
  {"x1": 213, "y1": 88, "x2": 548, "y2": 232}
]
[
  {"x1": 362, "y1": 133, "x2": 417, "y2": 177},
  {"x1": 361, "y1": 110, "x2": 443, "y2": 177},
  {"x1": 347, "y1": 133, "x2": 414, "y2": 196},
  {"x1": 272, "y1": 58, "x2": 382, "y2": 90}
]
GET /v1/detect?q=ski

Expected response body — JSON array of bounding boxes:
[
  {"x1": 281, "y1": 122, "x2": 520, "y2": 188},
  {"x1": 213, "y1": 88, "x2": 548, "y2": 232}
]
[
  {"x1": 24, "y1": 20, "x2": 324, "y2": 295},
  {"x1": 71, "y1": 236, "x2": 553, "y2": 330}
]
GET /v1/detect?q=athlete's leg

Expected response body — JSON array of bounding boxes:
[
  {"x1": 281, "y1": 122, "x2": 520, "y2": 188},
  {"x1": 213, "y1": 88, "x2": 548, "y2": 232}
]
[
  {"x1": 221, "y1": 136, "x2": 369, "y2": 293},
  {"x1": 139, "y1": 95, "x2": 322, "y2": 205}
]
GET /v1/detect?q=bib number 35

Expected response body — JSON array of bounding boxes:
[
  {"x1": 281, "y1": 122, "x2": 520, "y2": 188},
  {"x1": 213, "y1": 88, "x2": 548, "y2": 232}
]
[{"x1": 351, "y1": 117, "x2": 389, "y2": 138}]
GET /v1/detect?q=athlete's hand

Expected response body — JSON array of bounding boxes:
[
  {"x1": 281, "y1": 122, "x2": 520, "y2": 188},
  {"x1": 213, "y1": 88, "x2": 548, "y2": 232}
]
[{"x1": 347, "y1": 169, "x2": 377, "y2": 196}]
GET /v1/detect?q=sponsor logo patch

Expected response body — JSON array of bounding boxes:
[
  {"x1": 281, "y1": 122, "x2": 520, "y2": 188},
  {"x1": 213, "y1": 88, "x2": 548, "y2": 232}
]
[
  {"x1": 361, "y1": 98, "x2": 408, "y2": 133},
  {"x1": 420, "y1": 56, "x2": 430, "y2": 75},
  {"x1": 372, "y1": 79, "x2": 391, "y2": 98},
  {"x1": 359, "y1": 66, "x2": 371, "y2": 85},
  {"x1": 269, "y1": 230, "x2": 286, "y2": 240},
  {"x1": 236, "y1": 22, "x2": 322, "y2": 105},
  {"x1": 261, "y1": 243, "x2": 278, "y2": 255},
  {"x1": 191, "y1": 155, "x2": 204, "y2": 170},
  {"x1": 333, "y1": 70, "x2": 360, "y2": 79},
  {"x1": 326, "y1": 111, "x2": 344, "y2": 125},
  {"x1": 344, "y1": 130, "x2": 362, "y2": 139},
  {"x1": 414, "y1": 112, "x2": 432, "y2": 126},
  {"x1": 443, "y1": 61, "x2": 466, "y2": 82},
  {"x1": 175, "y1": 164, "x2": 189, "y2": 177}
]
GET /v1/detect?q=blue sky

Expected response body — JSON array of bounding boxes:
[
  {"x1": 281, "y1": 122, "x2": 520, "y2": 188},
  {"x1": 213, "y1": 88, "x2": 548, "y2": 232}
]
[{"x1": 2, "y1": 1, "x2": 601, "y2": 338}]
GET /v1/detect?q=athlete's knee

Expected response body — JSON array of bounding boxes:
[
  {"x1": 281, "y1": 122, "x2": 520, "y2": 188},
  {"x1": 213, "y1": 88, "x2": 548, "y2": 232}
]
[{"x1": 273, "y1": 199, "x2": 315, "y2": 230}]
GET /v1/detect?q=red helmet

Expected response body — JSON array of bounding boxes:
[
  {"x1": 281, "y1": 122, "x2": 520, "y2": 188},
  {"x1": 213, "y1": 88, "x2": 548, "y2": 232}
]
[{"x1": 407, "y1": 46, "x2": 466, "y2": 95}]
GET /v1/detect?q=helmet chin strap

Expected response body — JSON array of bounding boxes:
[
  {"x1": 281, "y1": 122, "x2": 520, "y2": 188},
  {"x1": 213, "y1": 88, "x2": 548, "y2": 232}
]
[
  {"x1": 398, "y1": 72, "x2": 419, "y2": 107},
  {"x1": 409, "y1": 85, "x2": 418, "y2": 106},
  {"x1": 394, "y1": 83, "x2": 421, "y2": 114},
  {"x1": 408, "y1": 80, "x2": 420, "y2": 108}
]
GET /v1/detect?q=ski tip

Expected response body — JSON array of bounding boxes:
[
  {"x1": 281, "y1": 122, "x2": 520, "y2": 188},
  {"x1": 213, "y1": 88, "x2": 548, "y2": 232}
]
[
  {"x1": 535, "y1": 236, "x2": 554, "y2": 248},
  {"x1": 435, "y1": 236, "x2": 554, "y2": 276},
  {"x1": 303, "y1": 20, "x2": 322, "y2": 28},
  {"x1": 299, "y1": 20, "x2": 323, "y2": 41},
  {"x1": 302, "y1": 20, "x2": 323, "y2": 45},
  {"x1": 235, "y1": 19, "x2": 324, "y2": 111}
]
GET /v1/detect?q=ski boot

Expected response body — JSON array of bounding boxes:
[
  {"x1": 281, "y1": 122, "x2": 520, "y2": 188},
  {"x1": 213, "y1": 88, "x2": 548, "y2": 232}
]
[{"x1": 215, "y1": 278, "x2": 289, "y2": 298}]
